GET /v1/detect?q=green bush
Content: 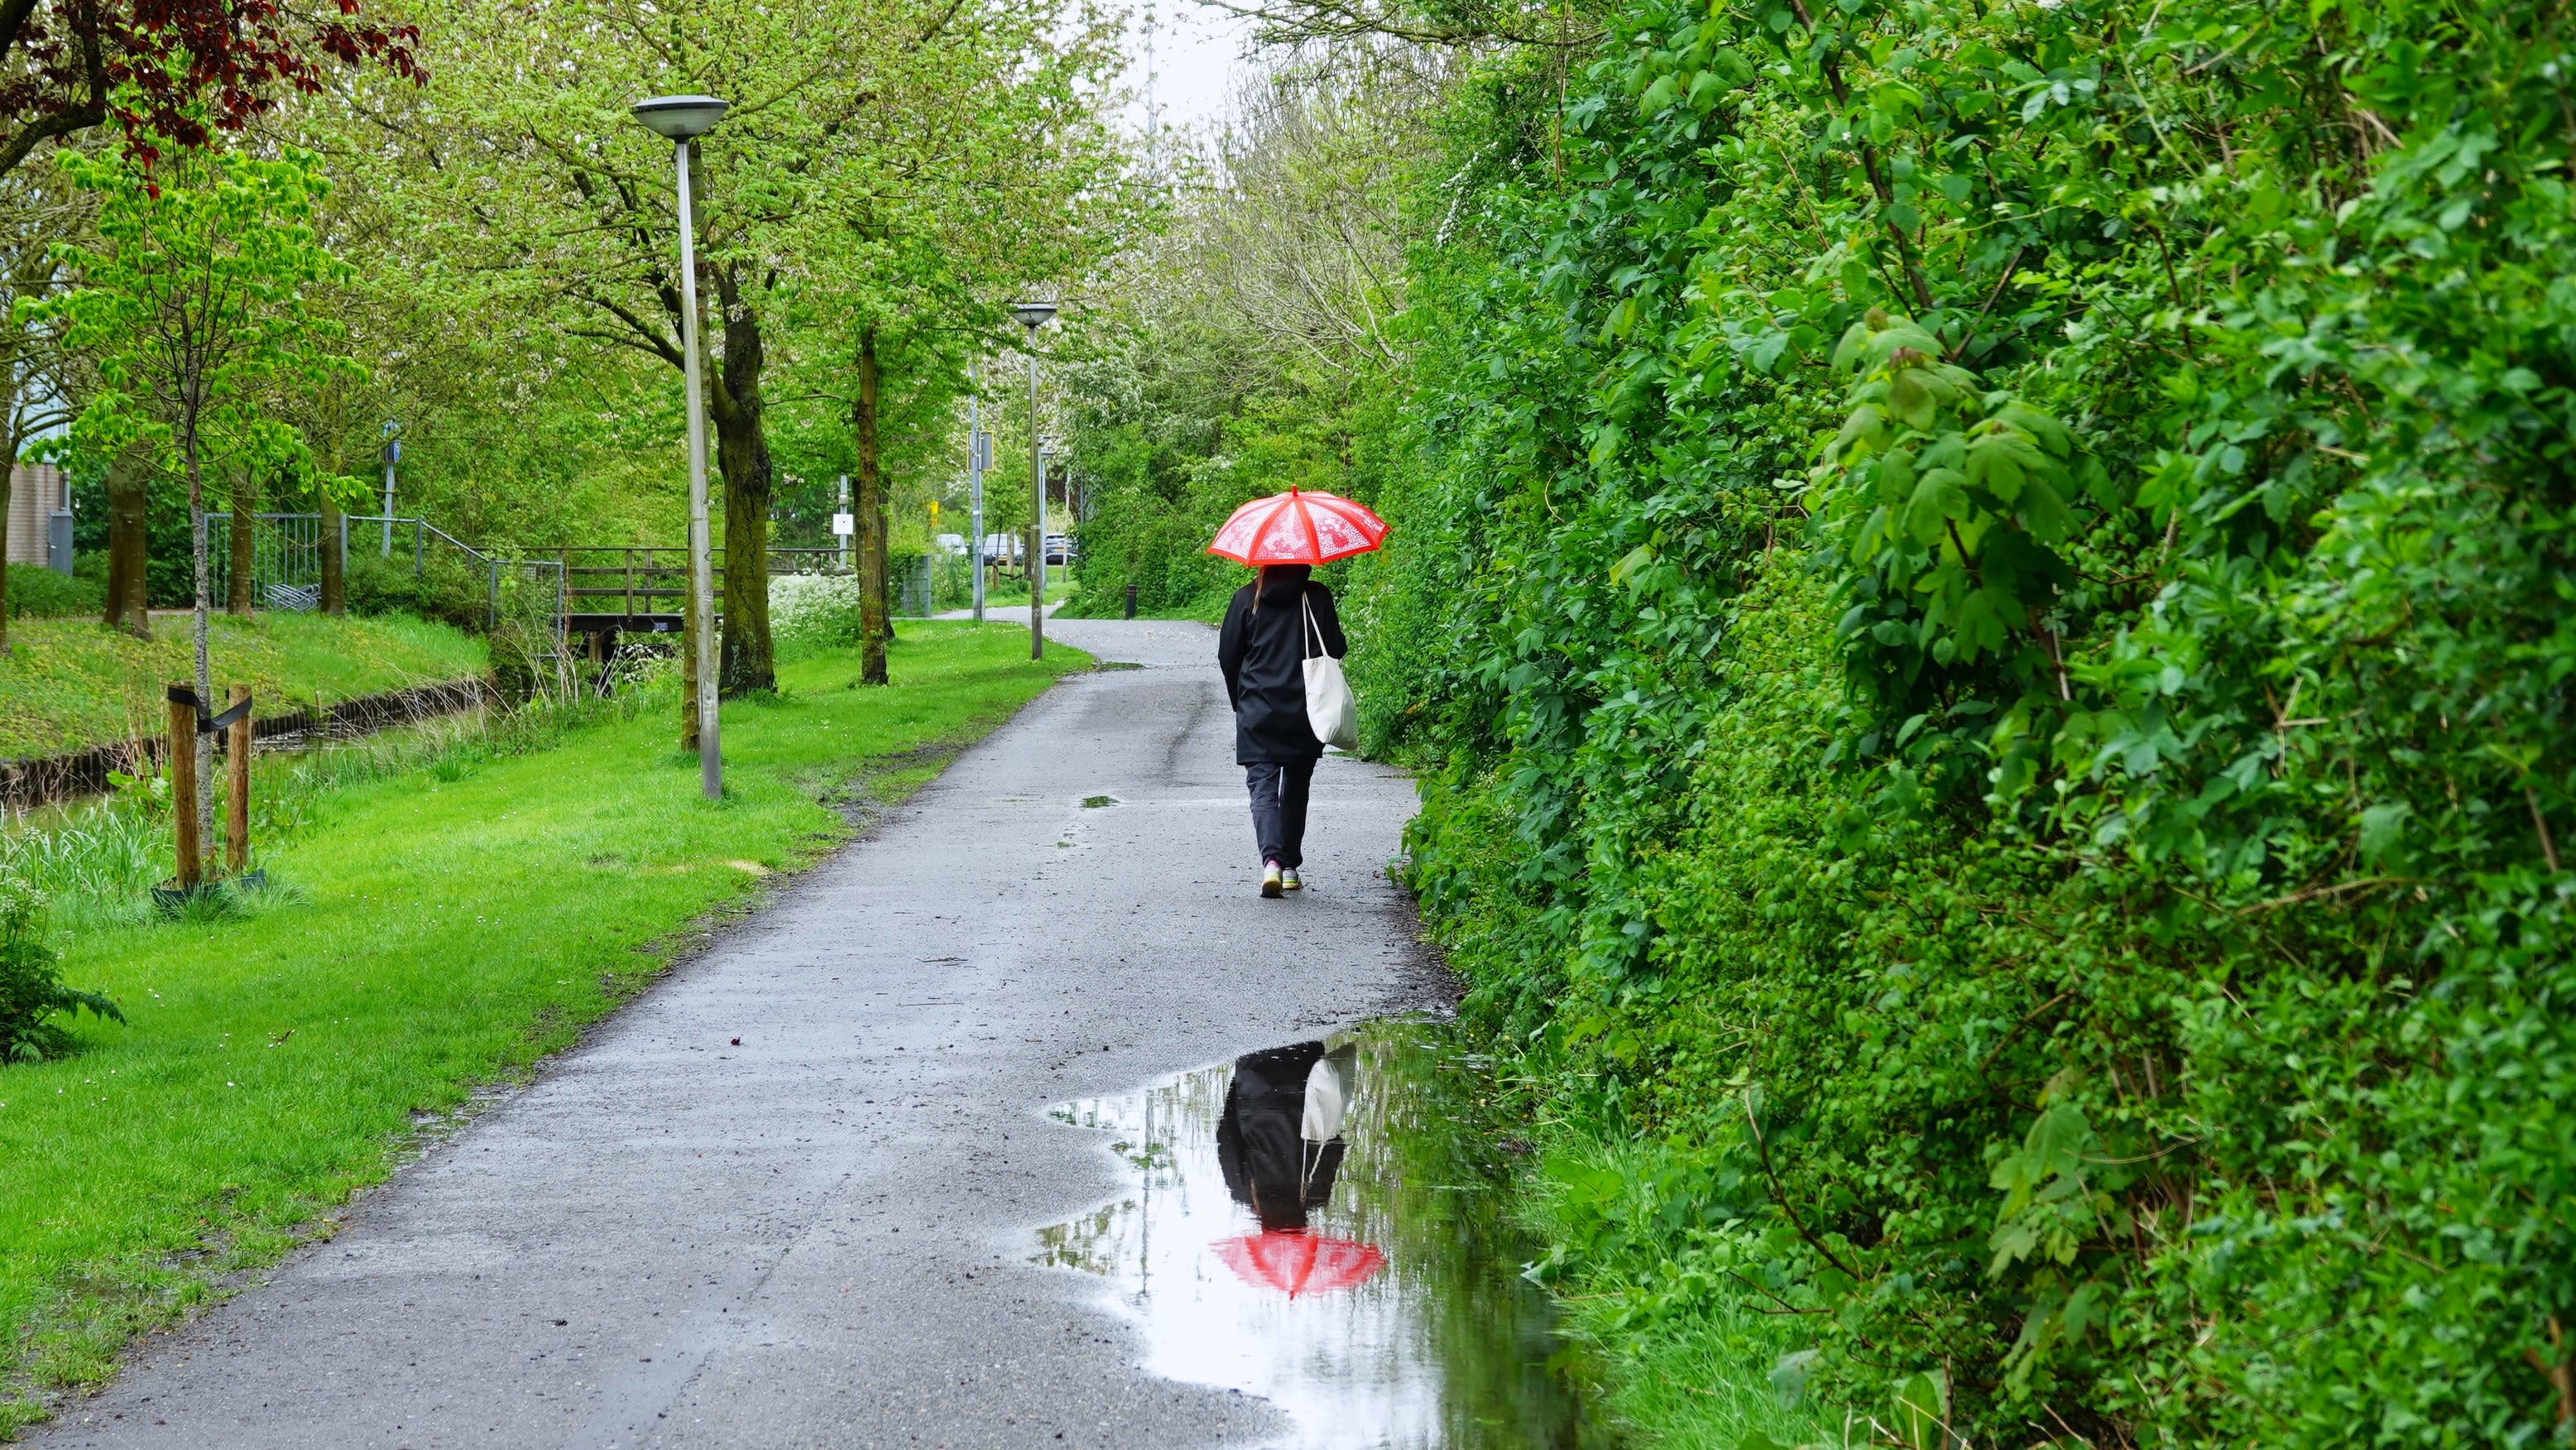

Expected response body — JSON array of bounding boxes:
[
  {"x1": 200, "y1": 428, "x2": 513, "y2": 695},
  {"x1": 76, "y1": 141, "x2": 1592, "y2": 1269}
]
[
  {"x1": 1353, "y1": 0, "x2": 2576, "y2": 1443},
  {"x1": 7, "y1": 564, "x2": 104, "y2": 620},
  {"x1": 346, "y1": 553, "x2": 490, "y2": 634},
  {"x1": 0, "y1": 875, "x2": 121, "y2": 1063}
]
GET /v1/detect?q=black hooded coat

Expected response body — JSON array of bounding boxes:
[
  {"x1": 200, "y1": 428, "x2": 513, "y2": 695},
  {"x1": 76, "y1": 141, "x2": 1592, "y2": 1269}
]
[{"x1": 1216, "y1": 565, "x2": 1346, "y2": 765}]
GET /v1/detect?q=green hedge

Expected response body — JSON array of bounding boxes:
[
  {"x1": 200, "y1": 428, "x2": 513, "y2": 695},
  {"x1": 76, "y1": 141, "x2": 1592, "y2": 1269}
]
[
  {"x1": 1355, "y1": 0, "x2": 2576, "y2": 1444},
  {"x1": 7, "y1": 565, "x2": 103, "y2": 621},
  {"x1": 345, "y1": 554, "x2": 490, "y2": 635}
]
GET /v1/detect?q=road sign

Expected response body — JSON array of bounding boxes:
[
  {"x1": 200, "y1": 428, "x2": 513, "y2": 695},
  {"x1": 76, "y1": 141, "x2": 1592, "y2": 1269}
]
[{"x1": 832, "y1": 511, "x2": 855, "y2": 536}]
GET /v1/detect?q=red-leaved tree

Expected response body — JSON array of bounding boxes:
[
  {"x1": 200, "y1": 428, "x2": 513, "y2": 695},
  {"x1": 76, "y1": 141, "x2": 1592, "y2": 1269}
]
[{"x1": 0, "y1": 0, "x2": 423, "y2": 180}]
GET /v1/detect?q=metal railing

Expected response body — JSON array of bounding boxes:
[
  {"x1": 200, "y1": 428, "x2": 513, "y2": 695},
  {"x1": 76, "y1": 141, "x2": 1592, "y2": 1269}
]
[
  {"x1": 539, "y1": 545, "x2": 931, "y2": 618},
  {"x1": 207, "y1": 512, "x2": 565, "y2": 638},
  {"x1": 205, "y1": 521, "x2": 943, "y2": 631},
  {"x1": 205, "y1": 513, "x2": 325, "y2": 611}
]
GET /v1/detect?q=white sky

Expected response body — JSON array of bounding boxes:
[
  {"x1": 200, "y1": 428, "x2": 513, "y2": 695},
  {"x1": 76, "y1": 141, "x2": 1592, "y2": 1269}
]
[{"x1": 1123, "y1": 1, "x2": 1262, "y2": 142}]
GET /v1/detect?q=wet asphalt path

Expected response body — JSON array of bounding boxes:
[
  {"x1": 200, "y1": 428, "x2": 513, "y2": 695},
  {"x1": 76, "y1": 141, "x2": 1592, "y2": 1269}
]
[{"x1": 36, "y1": 618, "x2": 1440, "y2": 1450}]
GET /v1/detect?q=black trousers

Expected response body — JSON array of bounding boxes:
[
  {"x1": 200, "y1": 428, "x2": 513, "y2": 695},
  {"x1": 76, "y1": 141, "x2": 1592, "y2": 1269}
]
[{"x1": 1245, "y1": 759, "x2": 1317, "y2": 869}]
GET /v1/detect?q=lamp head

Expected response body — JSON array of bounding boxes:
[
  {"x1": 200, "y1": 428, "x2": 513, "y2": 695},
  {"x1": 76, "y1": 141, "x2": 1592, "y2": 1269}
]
[
  {"x1": 631, "y1": 94, "x2": 729, "y2": 142},
  {"x1": 1010, "y1": 301, "x2": 1058, "y2": 330}
]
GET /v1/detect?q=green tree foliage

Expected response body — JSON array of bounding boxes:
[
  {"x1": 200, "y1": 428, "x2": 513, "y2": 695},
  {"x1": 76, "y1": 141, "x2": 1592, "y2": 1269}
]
[
  {"x1": 0, "y1": 146, "x2": 90, "y2": 651},
  {"x1": 43, "y1": 139, "x2": 353, "y2": 834},
  {"x1": 775, "y1": 0, "x2": 1130, "y2": 682},
  {"x1": 353, "y1": 0, "x2": 1125, "y2": 694},
  {"x1": 1345, "y1": 0, "x2": 2576, "y2": 1442},
  {"x1": 1063, "y1": 49, "x2": 1435, "y2": 618}
]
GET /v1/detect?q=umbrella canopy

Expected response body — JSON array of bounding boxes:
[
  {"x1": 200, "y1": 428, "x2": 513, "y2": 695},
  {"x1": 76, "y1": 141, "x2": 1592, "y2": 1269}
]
[
  {"x1": 1216, "y1": 1231, "x2": 1386, "y2": 1299},
  {"x1": 1206, "y1": 488, "x2": 1389, "y2": 566}
]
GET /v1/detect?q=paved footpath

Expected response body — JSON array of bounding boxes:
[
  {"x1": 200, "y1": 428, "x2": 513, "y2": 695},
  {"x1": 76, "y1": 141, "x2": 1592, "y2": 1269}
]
[{"x1": 36, "y1": 618, "x2": 1441, "y2": 1450}]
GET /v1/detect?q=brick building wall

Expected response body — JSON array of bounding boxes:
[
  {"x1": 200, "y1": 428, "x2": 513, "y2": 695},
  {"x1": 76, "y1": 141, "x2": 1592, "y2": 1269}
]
[{"x1": 6, "y1": 463, "x2": 65, "y2": 567}]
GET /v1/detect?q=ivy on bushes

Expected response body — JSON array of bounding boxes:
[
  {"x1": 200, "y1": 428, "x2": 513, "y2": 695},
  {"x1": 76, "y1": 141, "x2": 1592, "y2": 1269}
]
[{"x1": 1354, "y1": 0, "x2": 2576, "y2": 1443}]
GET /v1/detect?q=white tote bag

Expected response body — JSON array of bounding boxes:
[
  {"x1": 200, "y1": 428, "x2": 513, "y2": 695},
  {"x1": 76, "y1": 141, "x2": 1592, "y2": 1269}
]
[{"x1": 1302, "y1": 593, "x2": 1358, "y2": 751}]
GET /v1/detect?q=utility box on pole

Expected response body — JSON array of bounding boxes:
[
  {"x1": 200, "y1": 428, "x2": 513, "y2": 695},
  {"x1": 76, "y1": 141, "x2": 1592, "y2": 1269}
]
[
  {"x1": 835, "y1": 473, "x2": 854, "y2": 574},
  {"x1": 380, "y1": 426, "x2": 400, "y2": 558}
]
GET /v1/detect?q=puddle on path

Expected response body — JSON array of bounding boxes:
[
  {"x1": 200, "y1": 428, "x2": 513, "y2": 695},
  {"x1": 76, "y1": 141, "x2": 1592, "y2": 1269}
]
[{"x1": 1038, "y1": 1019, "x2": 1616, "y2": 1449}]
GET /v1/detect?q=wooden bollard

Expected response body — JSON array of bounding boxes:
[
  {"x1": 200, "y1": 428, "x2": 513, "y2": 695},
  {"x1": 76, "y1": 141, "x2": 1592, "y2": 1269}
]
[
  {"x1": 166, "y1": 682, "x2": 201, "y2": 889},
  {"x1": 226, "y1": 683, "x2": 252, "y2": 876}
]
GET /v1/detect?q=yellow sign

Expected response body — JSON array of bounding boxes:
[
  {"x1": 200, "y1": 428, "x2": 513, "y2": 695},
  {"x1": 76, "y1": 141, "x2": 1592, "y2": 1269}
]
[{"x1": 927, "y1": 501, "x2": 940, "y2": 526}]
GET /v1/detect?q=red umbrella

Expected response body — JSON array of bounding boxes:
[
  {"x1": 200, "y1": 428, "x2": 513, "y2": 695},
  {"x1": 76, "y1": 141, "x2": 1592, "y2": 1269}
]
[
  {"x1": 1215, "y1": 1231, "x2": 1387, "y2": 1298},
  {"x1": 1206, "y1": 488, "x2": 1389, "y2": 566}
]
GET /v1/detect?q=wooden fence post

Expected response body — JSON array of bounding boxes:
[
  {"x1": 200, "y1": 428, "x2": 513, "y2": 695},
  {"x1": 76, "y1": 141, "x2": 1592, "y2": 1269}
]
[
  {"x1": 167, "y1": 683, "x2": 201, "y2": 889},
  {"x1": 226, "y1": 683, "x2": 252, "y2": 876}
]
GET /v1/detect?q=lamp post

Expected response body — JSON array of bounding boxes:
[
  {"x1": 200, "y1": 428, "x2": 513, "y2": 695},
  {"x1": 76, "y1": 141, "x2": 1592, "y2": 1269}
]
[
  {"x1": 967, "y1": 358, "x2": 986, "y2": 624},
  {"x1": 633, "y1": 93, "x2": 728, "y2": 800},
  {"x1": 1011, "y1": 301, "x2": 1056, "y2": 660}
]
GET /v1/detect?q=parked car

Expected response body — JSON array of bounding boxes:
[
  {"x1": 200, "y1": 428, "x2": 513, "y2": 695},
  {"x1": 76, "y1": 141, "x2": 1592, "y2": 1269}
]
[{"x1": 1043, "y1": 533, "x2": 1077, "y2": 566}]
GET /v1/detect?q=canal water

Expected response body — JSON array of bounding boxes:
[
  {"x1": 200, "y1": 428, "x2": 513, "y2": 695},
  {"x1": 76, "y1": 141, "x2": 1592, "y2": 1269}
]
[{"x1": 1037, "y1": 1018, "x2": 1617, "y2": 1449}]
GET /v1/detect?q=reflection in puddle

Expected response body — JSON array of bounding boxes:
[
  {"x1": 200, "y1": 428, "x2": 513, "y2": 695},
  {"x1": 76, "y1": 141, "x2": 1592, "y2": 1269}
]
[{"x1": 1038, "y1": 1020, "x2": 1614, "y2": 1448}]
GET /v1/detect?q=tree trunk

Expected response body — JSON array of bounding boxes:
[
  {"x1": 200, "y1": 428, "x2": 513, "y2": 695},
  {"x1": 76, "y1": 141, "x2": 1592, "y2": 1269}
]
[
  {"x1": 226, "y1": 465, "x2": 256, "y2": 616},
  {"x1": 319, "y1": 492, "x2": 345, "y2": 615},
  {"x1": 879, "y1": 494, "x2": 895, "y2": 644},
  {"x1": 104, "y1": 449, "x2": 150, "y2": 638},
  {"x1": 182, "y1": 413, "x2": 213, "y2": 851},
  {"x1": 705, "y1": 262, "x2": 775, "y2": 696},
  {"x1": 853, "y1": 327, "x2": 887, "y2": 686}
]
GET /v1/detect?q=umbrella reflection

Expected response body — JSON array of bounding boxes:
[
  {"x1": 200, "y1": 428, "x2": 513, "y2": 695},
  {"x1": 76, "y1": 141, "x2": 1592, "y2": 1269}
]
[
  {"x1": 1216, "y1": 1230, "x2": 1386, "y2": 1298},
  {"x1": 1036, "y1": 1024, "x2": 1610, "y2": 1448}
]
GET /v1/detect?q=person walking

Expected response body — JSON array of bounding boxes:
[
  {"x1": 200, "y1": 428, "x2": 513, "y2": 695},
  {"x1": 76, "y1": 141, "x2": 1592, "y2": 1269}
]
[
  {"x1": 1202, "y1": 485, "x2": 1387, "y2": 897},
  {"x1": 1218, "y1": 564, "x2": 1345, "y2": 897}
]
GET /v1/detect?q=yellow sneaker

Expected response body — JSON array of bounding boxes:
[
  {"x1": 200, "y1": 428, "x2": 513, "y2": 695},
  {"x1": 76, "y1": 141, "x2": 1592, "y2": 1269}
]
[
  {"x1": 1280, "y1": 867, "x2": 1302, "y2": 892},
  {"x1": 1261, "y1": 863, "x2": 1284, "y2": 899}
]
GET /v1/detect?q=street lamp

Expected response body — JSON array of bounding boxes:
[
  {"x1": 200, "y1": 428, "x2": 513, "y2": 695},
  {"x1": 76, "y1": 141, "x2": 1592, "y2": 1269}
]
[
  {"x1": 967, "y1": 358, "x2": 987, "y2": 624},
  {"x1": 1011, "y1": 301, "x2": 1057, "y2": 661},
  {"x1": 633, "y1": 93, "x2": 727, "y2": 800}
]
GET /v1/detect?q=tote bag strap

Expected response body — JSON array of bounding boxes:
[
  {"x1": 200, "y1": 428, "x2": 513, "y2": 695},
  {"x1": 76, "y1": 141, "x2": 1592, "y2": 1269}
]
[{"x1": 1302, "y1": 591, "x2": 1325, "y2": 661}]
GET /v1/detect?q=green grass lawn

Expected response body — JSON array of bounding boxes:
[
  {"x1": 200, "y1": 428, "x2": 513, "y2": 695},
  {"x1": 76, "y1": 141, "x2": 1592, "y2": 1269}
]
[
  {"x1": 975, "y1": 573, "x2": 1077, "y2": 608},
  {"x1": 0, "y1": 621, "x2": 1088, "y2": 1435},
  {"x1": 0, "y1": 613, "x2": 487, "y2": 759}
]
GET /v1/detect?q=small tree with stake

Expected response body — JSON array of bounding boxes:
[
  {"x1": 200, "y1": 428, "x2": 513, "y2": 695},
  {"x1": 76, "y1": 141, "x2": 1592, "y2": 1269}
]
[{"x1": 40, "y1": 135, "x2": 352, "y2": 854}]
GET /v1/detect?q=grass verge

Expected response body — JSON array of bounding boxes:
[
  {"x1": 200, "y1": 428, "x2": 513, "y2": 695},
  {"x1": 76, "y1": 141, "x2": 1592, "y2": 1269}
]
[
  {"x1": 974, "y1": 574, "x2": 1078, "y2": 609},
  {"x1": 1521, "y1": 1138, "x2": 1849, "y2": 1448},
  {"x1": 0, "y1": 621, "x2": 1087, "y2": 1436},
  {"x1": 0, "y1": 612, "x2": 488, "y2": 759}
]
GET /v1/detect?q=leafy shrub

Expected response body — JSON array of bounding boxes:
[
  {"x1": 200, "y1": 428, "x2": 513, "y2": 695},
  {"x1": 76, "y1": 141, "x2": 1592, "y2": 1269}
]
[
  {"x1": 0, "y1": 874, "x2": 122, "y2": 1063},
  {"x1": 346, "y1": 553, "x2": 490, "y2": 634},
  {"x1": 6, "y1": 564, "x2": 104, "y2": 620},
  {"x1": 1355, "y1": 0, "x2": 2576, "y2": 1443}
]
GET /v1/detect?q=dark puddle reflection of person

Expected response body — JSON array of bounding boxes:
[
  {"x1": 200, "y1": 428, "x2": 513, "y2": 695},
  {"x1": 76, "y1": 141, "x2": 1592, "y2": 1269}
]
[{"x1": 1216, "y1": 1041, "x2": 1359, "y2": 1232}]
